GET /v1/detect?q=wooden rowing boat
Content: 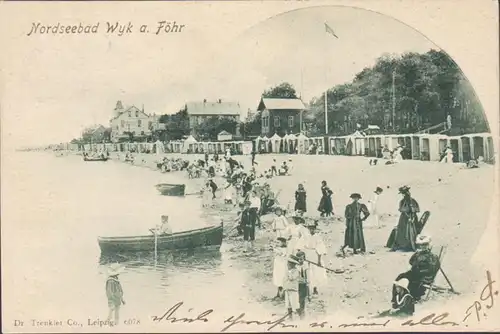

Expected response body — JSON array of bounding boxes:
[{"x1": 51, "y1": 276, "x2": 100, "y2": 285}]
[
  {"x1": 83, "y1": 156, "x2": 108, "y2": 162},
  {"x1": 97, "y1": 223, "x2": 223, "y2": 253},
  {"x1": 155, "y1": 183, "x2": 186, "y2": 196}
]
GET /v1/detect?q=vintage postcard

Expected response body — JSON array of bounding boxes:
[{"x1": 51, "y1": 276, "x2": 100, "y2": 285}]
[{"x1": 1, "y1": 0, "x2": 499, "y2": 332}]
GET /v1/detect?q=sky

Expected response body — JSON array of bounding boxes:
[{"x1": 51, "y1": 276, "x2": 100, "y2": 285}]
[{"x1": 0, "y1": 4, "x2": 437, "y2": 148}]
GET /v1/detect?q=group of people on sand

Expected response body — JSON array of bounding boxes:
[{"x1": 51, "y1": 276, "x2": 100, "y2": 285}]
[
  {"x1": 236, "y1": 173, "x2": 440, "y2": 319},
  {"x1": 102, "y1": 149, "x2": 444, "y2": 323}
]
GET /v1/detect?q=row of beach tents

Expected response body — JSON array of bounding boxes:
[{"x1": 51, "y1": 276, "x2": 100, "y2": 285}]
[{"x1": 59, "y1": 131, "x2": 495, "y2": 163}]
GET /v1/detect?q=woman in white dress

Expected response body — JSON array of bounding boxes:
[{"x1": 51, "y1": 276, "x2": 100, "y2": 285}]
[
  {"x1": 393, "y1": 146, "x2": 404, "y2": 163},
  {"x1": 272, "y1": 237, "x2": 289, "y2": 299},
  {"x1": 286, "y1": 212, "x2": 309, "y2": 255},
  {"x1": 440, "y1": 146, "x2": 454, "y2": 163},
  {"x1": 272, "y1": 207, "x2": 289, "y2": 239},
  {"x1": 296, "y1": 222, "x2": 327, "y2": 295}
]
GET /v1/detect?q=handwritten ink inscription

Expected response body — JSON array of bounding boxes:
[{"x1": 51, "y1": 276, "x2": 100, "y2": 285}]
[
  {"x1": 463, "y1": 270, "x2": 498, "y2": 323},
  {"x1": 221, "y1": 313, "x2": 296, "y2": 332},
  {"x1": 151, "y1": 302, "x2": 213, "y2": 324}
]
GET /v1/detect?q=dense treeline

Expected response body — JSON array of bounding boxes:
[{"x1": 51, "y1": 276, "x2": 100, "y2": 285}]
[{"x1": 306, "y1": 49, "x2": 488, "y2": 136}]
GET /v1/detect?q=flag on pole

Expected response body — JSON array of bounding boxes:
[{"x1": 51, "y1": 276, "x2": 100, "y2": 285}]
[{"x1": 324, "y1": 22, "x2": 338, "y2": 38}]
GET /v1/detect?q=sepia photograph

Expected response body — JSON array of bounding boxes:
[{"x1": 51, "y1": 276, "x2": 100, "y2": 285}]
[{"x1": 1, "y1": 1, "x2": 499, "y2": 333}]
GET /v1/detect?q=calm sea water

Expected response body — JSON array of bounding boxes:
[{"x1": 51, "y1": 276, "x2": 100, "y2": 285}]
[{"x1": 2, "y1": 152, "x2": 273, "y2": 331}]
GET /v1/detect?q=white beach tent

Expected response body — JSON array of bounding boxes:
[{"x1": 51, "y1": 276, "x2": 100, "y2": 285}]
[
  {"x1": 154, "y1": 140, "x2": 165, "y2": 156},
  {"x1": 183, "y1": 135, "x2": 198, "y2": 153},
  {"x1": 271, "y1": 133, "x2": 282, "y2": 153},
  {"x1": 346, "y1": 130, "x2": 366, "y2": 155},
  {"x1": 255, "y1": 136, "x2": 263, "y2": 150},
  {"x1": 296, "y1": 133, "x2": 309, "y2": 154}
]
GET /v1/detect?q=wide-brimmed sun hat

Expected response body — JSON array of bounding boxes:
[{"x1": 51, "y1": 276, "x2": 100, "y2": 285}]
[
  {"x1": 394, "y1": 278, "x2": 410, "y2": 290},
  {"x1": 277, "y1": 237, "x2": 287, "y2": 243},
  {"x1": 350, "y1": 193, "x2": 362, "y2": 199},
  {"x1": 416, "y1": 234, "x2": 432, "y2": 245},
  {"x1": 398, "y1": 185, "x2": 411, "y2": 194},
  {"x1": 288, "y1": 254, "x2": 301, "y2": 264},
  {"x1": 375, "y1": 187, "x2": 384, "y2": 193},
  {"x1": 108, "y1": 263, "x2": 125, "y2": 276}
]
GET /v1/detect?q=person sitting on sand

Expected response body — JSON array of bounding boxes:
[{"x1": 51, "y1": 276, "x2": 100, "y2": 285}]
[
  {"x1": 278, "y1": 161, "x2": 289, "y2": 176},
  {"x1": 377, "y1": 278, "x2": 415, "y2": 318},
  {"x1": 394, "y1": 235, "x2": 440, "y2": 301}
]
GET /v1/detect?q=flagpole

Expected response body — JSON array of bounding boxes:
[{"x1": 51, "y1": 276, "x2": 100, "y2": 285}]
[
  {"x1": 392, "y1": 70, "x2": 396, "y2": 132},
  {"x1": 324, "y1": 32, "x2": 328, "y2": 135},
  {"x1": 300, "y1": 67, "x2": 304, "y2": 133}
]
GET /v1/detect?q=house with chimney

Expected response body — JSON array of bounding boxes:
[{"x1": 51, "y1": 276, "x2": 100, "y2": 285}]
[
  {"x1": 109, "y1": 100, "x2": 159, "y2": 142},
  {"x1": 185, "y1": 99, "x2": 242, "y2": 136},
  {"x1": 258, "y1": 98, "x2": 306, "y2": 136}
]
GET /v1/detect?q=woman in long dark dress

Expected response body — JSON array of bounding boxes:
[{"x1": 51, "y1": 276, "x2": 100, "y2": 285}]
[
  {"x1": 317, "y1": 181, "x2": 333, "y2": 217},
  {"x1": 389, "y1": 186, "x2": 420, "y2": 252},
  {"x1": 294, "y1": 183, "x2": 307, "y2": 213},
  {"x1": 342, "y1": 193, "x2": 370, "y2": 255}
]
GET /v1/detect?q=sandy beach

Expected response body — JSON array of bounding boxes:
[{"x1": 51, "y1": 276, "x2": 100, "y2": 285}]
[{"x1": 101, "y1": 150, "x2": 496, "y2": 319}]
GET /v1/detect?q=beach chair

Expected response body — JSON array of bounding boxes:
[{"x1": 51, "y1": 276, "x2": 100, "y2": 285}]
[{"x1": 423, "y1": 245, "x2": 458, "y2": 300}]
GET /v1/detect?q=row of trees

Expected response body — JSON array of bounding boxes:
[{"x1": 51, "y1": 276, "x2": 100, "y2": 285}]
[
  {"x1": 305, "y1": 49, "x2": 488, "y2": 136},
  {"x1": 72, "y1": 49, "x2": 489, "y2": 144}
]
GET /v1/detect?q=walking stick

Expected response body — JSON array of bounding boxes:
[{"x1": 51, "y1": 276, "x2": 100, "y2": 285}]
[{"x1": 302, "y1": 258, "x2": 344, "y2": 273}]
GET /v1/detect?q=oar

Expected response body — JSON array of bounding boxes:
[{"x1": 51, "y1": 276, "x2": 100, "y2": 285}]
[
  {"x1": 302, "y1": 258, "x2": 345, "y2": 274},
  {"x1": 185, "y1": 191, "x2": 201, "y2": 196}
]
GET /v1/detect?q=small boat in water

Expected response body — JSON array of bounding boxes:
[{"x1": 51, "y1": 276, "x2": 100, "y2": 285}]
[
  {"x1": 155, "y1": 183, "x2": 186, "y2": 196},
  {"x1": 97, "y1": 223, "x2": 223, "y2": 253}
]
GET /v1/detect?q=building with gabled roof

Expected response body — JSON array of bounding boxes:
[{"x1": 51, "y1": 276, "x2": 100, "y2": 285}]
[
  {"x1": 109, "y1": 101, "x2": 159, "y2": 142},
  {"x1": 185, "y1": 99, "x2": 242, "y2": 136},
  {"x1": 258, "y1": 97, "x2": 306, "y2": 136}
]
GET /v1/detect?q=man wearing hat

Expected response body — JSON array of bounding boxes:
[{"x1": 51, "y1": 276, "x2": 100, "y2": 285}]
[
  {"x1": 272, "y1": 206, "x2": 289, "y2": 239},
  {"x1": 342, "y1": 193, "x2": 370, "y2": 255},
  {"x1": 106, "y1": 263, "x2": 126, "y2": 325},
  {"x1": 241, "y1": 200, "x2": 256, "y2": 252},
  {"x1": 296, "y1": 220, "x2": 327, "y2": 295},
  {"x1": 388, "y1": 186, "x2": 420, "y2": 252},
  {"x1": 395, "y1": 234, "x2": 440, "y2": 300}
]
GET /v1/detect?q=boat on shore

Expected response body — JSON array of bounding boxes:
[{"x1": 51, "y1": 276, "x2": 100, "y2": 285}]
[
  {"x1": 155, "y1": 183, "x2": 186, "y2": 196},
  {"x1": 97, "y1": 223, "x2": 223, "y2": 253},
  {"x1": 83, "y1": 156, "x2": 109, "y2": 162}
]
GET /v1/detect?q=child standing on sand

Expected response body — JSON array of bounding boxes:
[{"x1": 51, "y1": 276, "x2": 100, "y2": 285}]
[
  {"x1": 106, "y1": 263, "x2": 125, "y2": 326},
  {"x1": 272, "y1": 237, "x2": 289, "y2": 299},
  {"x1": 367, "y1": 187, "x2": 383, "y2": 228},
  {"x1": 283, "y1": 255, "x2": 301, "y2": 319}
]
